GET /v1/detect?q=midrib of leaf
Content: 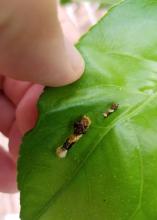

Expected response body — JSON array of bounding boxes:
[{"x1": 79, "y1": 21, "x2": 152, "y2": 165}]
[{"x1": 32, "y1": 92, "x2": 157, "y2": 220}]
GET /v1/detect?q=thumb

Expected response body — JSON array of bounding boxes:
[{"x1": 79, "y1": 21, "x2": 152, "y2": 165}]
[{"x1": 0, "y1": 0, "x2": 84, "y2": 86}]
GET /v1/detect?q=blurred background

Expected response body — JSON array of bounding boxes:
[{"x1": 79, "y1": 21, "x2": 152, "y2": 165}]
[{"x1": 0, "y1": 1, "x2": 107, "y2": 219}]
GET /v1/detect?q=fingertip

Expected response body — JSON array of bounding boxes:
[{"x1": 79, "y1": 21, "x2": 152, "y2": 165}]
[
  {"x1": 67, "y1": 46, "x2": 85, "y2": 84},
  {"x1": 61, "y1": 40, "x2": 85, "y2": 86},
  {"x1": 9, "y1": 121, "x2": 22, "y2": 162},
  {"x1": 47, "y1": 41, "x2": 85, "y2": 87},
  {"x1": 16, "y1": 84, "x2": 44, "y2": 135}
]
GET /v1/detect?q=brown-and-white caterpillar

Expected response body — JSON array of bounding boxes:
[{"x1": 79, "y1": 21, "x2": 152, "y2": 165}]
[
  {"x1": 56, "y1": 115, "x2": 91, "y2": 159},
  {"x1": 103, "y1": 103, "x2": 119, "y2": 118}
]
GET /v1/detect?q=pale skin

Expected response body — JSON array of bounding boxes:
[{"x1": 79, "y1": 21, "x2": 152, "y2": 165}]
[{"x1": 0, "y1": 0, "x2": 84, "y2": 193}]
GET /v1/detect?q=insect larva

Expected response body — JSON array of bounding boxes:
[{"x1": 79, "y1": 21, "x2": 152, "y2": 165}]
[
  {"x1": 56, "y1": 147, "x2": 68, "y2": 159},
  {"x1": 74, "y1": 115, "x2": 91, "y2": 135},
  {"x1": 56, "y1": 115, "x2": 91, "y2": 159},
  {"x1": 103, "y1": 103, "x2": 119, "y2": 118}
]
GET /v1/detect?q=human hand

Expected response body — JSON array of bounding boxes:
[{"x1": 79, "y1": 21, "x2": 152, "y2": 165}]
[{"x1": 0, "y1": 0, "x2": 84, "y2": 193}]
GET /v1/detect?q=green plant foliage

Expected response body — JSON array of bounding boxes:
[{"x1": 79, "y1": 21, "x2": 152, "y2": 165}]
[
  {"x1": 60, "y1": 0, "x2": 71, "y2": 4},
  {"x1": 99, "y1": 0, "x2": 122, "y2": 7},
  {"x1": 60, "y1": 0, "x2": 121, "y2": 6},
  {"x1": 18, "y1": 0, "x2": 157, "y2": 219}
]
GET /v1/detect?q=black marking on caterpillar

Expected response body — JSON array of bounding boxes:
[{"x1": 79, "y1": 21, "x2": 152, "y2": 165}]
[
  {"x1": 56, "y1": 115, "x2": 91, "y2": 158},
  {"x1": 103, "y1": 103, "x2": 119, "y2": 118}
]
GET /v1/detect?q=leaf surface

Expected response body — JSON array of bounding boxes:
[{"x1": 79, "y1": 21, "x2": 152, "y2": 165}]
[
  {"x1": 60, "y1": 0, "x2": 121, "y2": 6},
  {"x1": 18, "y1": 0, "x2": 157, "y2": 219}
]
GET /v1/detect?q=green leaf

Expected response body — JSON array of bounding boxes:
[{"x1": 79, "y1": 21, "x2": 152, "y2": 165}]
[
  {"x1": 99, "y1": 0, "x2": 122, "y2": 7},
  {"x1": 18, "y1": 0, "x2": 157, "y2": 219},
  {"x1": 60, "y1": 0, "x2": 71, "y2": 5},
  {"x1": 60, "y1": 0, "x2": 122, "y2": 6}
]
